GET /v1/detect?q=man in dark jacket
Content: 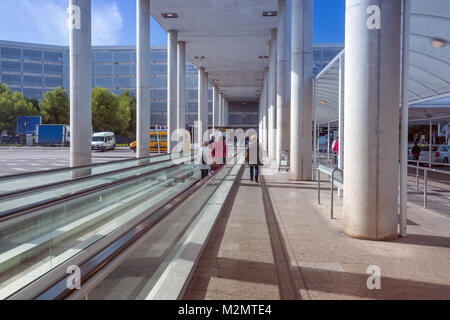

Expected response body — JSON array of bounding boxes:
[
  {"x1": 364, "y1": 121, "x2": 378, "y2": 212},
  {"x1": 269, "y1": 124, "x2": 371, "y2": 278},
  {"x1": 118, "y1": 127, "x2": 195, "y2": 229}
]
[
  {"x1": 412, "y1": 142, "x2": 421, "y2": 161},
  {"x1": 245, "y1": 135, "x2": 262, "y2": 183}
]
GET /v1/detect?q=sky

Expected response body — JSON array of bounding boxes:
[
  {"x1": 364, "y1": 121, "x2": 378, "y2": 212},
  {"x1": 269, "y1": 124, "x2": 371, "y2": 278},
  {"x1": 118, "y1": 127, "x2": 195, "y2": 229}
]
[{"x1": 0, "y1": 0, "x2": 345, "y2": 46}]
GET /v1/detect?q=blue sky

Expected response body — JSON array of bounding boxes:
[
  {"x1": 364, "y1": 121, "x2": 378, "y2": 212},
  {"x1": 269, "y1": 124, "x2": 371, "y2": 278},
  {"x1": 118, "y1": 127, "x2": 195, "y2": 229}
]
[{"x1": 0, "y1": 0, "x2": 345, "y2": 46}]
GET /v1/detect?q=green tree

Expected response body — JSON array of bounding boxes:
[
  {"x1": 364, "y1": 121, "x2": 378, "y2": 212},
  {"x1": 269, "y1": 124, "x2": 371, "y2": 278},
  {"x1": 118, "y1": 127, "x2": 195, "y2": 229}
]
[
  {"x1": 0, "y1": 82, "x2": 38, "y2": 135},
  {"x1": 92, "y1": 87, "x2": 129, "y2": 134},
  {"x1": 119, "y1": 90, "x2": 136, "y2": 139},
  {"x1": 39, "y1": 87, "x2": 70, "y2": 124}
]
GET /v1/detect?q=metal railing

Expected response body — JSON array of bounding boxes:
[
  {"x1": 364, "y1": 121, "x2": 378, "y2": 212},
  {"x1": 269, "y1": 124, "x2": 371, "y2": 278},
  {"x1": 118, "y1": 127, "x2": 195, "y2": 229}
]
[
  {"x1": 316, "y1": 164, "x2": 343, "y2": 219},
  {"x1": 408, "y1": 160, "x2": 450, "y2": 209}
]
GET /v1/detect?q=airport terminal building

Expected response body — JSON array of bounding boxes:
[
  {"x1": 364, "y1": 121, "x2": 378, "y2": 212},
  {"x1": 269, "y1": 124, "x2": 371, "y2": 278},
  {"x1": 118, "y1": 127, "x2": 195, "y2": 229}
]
[{"x1": 0, "y1": 40, "x2": 343, "y2": 127}]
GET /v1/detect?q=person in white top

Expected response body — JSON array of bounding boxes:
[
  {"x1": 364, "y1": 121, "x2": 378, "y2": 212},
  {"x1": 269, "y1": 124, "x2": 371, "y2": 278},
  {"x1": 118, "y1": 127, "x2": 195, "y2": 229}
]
[{"x1": 198, "y1": 141, "x2": 213, "y2": 179}]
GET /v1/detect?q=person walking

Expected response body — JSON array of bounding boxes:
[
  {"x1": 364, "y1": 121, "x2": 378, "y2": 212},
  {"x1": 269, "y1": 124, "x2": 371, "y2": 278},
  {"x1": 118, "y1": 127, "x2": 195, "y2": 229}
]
[
  {"x1": 412, "y1": 142, "x2": 421, "y2": 161},
  {"x1": 198, "y1": 141, "x2": 213, "y2": 179},
  {"x1": 245, "y1": 135, "x2": 263, "y2": 183},
  {"x1": 211, "y1": 135, "x2": 227, "y2": 166},
  {"x1": 332, "y1": 136, "x2": 339, "y2": 166}
]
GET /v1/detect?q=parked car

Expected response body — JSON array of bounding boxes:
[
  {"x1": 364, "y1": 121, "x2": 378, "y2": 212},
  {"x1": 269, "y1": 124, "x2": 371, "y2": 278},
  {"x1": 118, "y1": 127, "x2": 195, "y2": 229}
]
[
  {"x1": 92, "y1": 132, "x2": 116, "y2": 151},
  {"x1": 418, "y1": 145, "x2": 450, "y2": 165}
]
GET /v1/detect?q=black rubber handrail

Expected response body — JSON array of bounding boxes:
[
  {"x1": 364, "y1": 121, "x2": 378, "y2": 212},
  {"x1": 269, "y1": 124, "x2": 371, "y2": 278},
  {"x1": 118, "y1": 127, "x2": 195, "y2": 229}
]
[
  {"x1": 0, "y1": 162, "x2": 186, "y2": 223},
  {"x1": 0, "y1": 156, "x2": 192, "y2": 201},
  {"x1": 0, "y1": 153, "x2": 168, "y2": 182}
]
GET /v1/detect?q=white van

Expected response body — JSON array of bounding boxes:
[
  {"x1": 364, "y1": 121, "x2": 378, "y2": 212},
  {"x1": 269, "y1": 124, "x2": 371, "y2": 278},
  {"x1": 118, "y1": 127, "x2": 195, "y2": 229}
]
[{"x1": 91, "y1": 132, "x2": 116, "y2": 151}]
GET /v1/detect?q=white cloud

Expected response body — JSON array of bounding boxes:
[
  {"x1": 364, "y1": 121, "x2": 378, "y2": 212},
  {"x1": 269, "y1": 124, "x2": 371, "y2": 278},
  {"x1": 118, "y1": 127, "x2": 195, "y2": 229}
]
[
  {"x1": 0, "y1": 0, "x2": 124, "y2": 46},
  {"x1": 92, "y1": 2, "x2": 123, "y2": 45}
]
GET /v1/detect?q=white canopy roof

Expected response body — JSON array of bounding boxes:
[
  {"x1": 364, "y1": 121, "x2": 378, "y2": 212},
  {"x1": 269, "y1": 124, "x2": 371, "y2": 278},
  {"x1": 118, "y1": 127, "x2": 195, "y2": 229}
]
[{"x1": 315, "y1": 0, "x2": 450, "y2": 124}]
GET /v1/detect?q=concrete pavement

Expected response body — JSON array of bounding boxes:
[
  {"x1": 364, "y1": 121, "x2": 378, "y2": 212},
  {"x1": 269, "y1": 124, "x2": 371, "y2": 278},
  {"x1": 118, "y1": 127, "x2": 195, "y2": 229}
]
[{"x1": 184, "y1": 167, "x2": 450, "y2": 300}]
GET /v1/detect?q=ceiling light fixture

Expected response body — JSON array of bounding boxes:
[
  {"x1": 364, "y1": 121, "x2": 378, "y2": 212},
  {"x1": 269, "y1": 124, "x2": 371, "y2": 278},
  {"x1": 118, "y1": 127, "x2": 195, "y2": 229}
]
[
  {"x1": 430, "y1": 38, "x2": 446, "y2": 48},
  {"x1": 195, "y1": 56, "x2": 205, "y2": 60},
  {"x1": 162, "y1": 13, "x2": 178, "y2": 18},
  {"x1": 263, "y1": 11, "x2": 277, "y2": 17},
  {"x1": 320, "y1": 100, "x2": 327, "y2": 104},
  {"x1": 259, "y1": 56, "x2": 269, "y2": 59}
]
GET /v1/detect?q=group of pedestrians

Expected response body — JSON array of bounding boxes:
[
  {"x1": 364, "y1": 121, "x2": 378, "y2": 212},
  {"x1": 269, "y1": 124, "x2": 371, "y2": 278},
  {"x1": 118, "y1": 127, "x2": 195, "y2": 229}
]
[
  {"x1": 198, "y1": 134, "x2": 263, "y2": 183},
  {"x1": 198, "y1": 135, "x2": 227, "y2": 179}
]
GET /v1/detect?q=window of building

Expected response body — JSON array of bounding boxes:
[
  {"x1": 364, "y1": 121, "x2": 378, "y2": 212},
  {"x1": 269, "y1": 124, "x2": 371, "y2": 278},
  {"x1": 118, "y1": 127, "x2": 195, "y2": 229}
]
[
  {"x1": 1, "y1": 61, "x2": 21, "y2": 72},
  {"x1": 150, "y1": 64, "x2": 167, "y2": 75},
  {"x1": 186, "y1": 89, "x2": 198, "y2": 100},
  {"x1": 150, "y1": 113, "x2": 167, "y2": 125},
  {"x1": 113, "y1": 51, "x2": 132, "y2": 63},
  {"x1": 23, "y1": 88, "x2": 43, "y2": 100},
  {"x1": 114, "y1": 64, "x2": 132, "y2": 75},
  {"x1": 151, "y1": 102, "x2": 166, "y2": 112},
  {"x1": 2, "y1": 74, "x2": 21, "y2": 85},
  {"x1": 94, "y1": 77, "x2": 113, "y2": 87},
  {"x1": 63, "y1": 51, "x2": 69, "y2": 63},
  {"x1": 44, "y1": 64, "x2": 63, "y2": 75},
  {"x1": 187, "y1": 102, "x2": 197, "y2": 112},
  {"x1": 151, "y1": 89, "x2": 167, "y2": 99},
  {"x1": 1, "y1": 47, "x2": 21, "y2": 59},
  {"x1": 186, "y1": 76, "x2": 198, "y2": 88},
  {"x1": 94, "y1": 51, "x2": 113, "y2": 63},
  {"x1": 94, "y1": 64, "x2": 113, "y2": 75},
  {"x1": 44, "y1": 77, "x2": 63, "y2": 87},
  {"x1": 151, "y1": 76, "x2": 167, "y2": 88},
  {"x1": 63, "y1": 77, "x2": 70, "y2": 89},
  {"x1": 43, "y1": 51, "x2": 63, "y2": 63},
  {"x1": 150, "y1": 51, "x2": 167, "y2": 62},
  {"x1": 113, "y1": 77, "x2": 133, "y2": 87},
  {"x1": 23, "y1": 49, "x2": 42, "y2": 61},
  {"x1": 23, "y1": 75, "x2": 42, "y2": 87},
  {"x1": 23, "y1": 63, "x2": 42, "y2": 74},
  {"x1": 186, "y1": 64, "x2": 197, "y2": 75},
  {"x1": 322, "y1": 49, "x2": 341, "y2": 60}
]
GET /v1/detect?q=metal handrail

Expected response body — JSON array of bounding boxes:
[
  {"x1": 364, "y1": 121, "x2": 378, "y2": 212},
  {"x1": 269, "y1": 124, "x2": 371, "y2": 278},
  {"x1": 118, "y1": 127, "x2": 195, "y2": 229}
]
[
  {"x1": 407, "y1": 162, "x2": 450, "y2": 209},
  {"x1": 317, "y1": 164, "x2": 343, "y2": 219},
  {"x1": 0, "y1": 156, "x2": 192, "y2": 201}
]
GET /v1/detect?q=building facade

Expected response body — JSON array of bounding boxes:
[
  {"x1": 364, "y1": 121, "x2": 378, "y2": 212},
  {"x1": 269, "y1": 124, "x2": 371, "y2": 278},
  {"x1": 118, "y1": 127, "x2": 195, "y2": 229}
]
[{"x1": 0, "y1": 40, "x2": 343, "y2": 127}]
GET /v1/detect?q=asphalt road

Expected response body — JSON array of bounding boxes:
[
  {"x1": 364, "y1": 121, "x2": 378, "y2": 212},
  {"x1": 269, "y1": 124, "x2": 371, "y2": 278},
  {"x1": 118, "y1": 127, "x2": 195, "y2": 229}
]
[{"x1": 0, "y1": 146, "x2": 138, "y2": 177}]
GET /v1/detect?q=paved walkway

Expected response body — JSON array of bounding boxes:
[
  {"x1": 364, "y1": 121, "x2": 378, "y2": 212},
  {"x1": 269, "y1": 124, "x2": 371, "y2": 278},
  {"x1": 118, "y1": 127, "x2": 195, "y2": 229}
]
[{"x1": 184, "y1": 166, "x2": 450, "y2": 300}]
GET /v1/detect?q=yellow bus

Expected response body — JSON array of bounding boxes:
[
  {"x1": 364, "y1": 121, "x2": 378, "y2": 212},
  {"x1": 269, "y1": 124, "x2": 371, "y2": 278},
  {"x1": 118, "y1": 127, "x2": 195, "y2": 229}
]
[
  {"x1": 130, "y1": 130, "x2": 191, "y2": 153},
  {"x1": 130, "y1": 131, "x2": 168, "y2": 153}
]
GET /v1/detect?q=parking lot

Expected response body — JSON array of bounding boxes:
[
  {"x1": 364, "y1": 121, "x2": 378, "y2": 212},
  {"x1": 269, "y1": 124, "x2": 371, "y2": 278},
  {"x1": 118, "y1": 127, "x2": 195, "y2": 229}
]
[{"x1": 0, "y1": 146, "x2": 137, "y2": 176}]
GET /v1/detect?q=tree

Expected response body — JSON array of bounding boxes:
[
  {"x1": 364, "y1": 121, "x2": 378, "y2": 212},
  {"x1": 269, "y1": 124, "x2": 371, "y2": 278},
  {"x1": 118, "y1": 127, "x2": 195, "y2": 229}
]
[
  {"x1": 92, "y1": 87, "x2": 129, "y2": 134},
  {"x1": 119, "y1": 90, "x2": 136, "y2": 139},
  {"x1": 39, "y1": 87, "x2": 70, "y2": 124},
  {"x1": 0, "y1": 82, "x2": 38, "y2": 135}
]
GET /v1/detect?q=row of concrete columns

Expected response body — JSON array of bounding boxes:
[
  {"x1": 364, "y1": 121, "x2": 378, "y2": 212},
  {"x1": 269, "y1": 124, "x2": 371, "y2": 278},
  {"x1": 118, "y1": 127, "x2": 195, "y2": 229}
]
[
  {"x1": 258, "y1": 0, "x2": 405, "y2": 240},
  {"x1": 259, "y1": 0, "x2": 313, "y2": 180},
  {"x1": 70, "y1": 0, "x2": 405, "y2": 240},
  {"x1": 70, "y1": 0, "x2": 229, "y2": 160}
]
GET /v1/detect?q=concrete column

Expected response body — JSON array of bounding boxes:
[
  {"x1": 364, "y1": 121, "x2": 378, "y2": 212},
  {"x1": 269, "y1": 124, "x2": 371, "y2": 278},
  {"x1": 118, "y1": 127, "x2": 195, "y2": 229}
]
[
  {"x1": 224, "y1": 99, "x2": 229, "y2": 126},
  {"x1": 276, "y1": 0, "x2": 290, "y2": 164},
  {"x1": 399, "y1": 0, "x2": 411, "y2": 238},
  {"x1": 177, "y1": 41, "x2": 186, "y2": 132},
  {"x1": 290, "y1": 0, "x2": 313, "y2": 181},
  {"x1": 167, "y1": 30, "x2": 177, "y2": 153},
  {"x1": 69, "y1": 0, "x2": 92, "y2": 168},
  {"x1": 338, "y1": 57, "x2": 344, "y2": 196},
  {"x1": 218, "y1": 93, "x2": 223, "y2": 127},
  {"x1": 136, "y1": 0, "x2": 150, "y2": 158},
  {"x1": 263, "y1": 67, "x2": 269, "y2": 153},
  {"x1": 213, "y1": 86, "x2": 219, "y2": 130},
  {"x1": 268, "y1": 29, "x2": 278, "y2": 160},
  {"x1": 198, "y1": 67, "x2": 207, "y2": 147},
  {"x1": 344, "y1": 0, "x2": 402, "y2": 240}
]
